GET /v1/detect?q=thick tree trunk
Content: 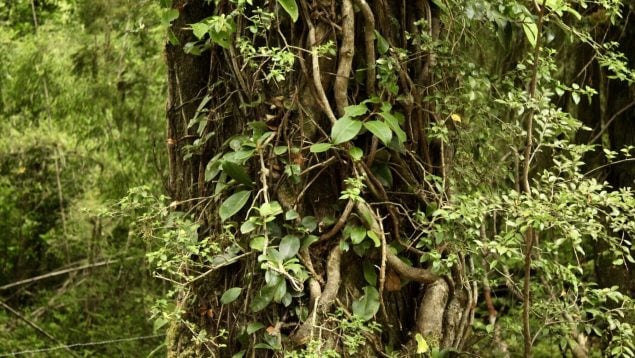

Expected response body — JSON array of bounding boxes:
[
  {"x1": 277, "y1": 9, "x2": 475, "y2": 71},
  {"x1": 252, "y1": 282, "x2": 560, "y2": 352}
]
[{"x1": 165, "y1": 1, "x2": 474, "y2": 356}]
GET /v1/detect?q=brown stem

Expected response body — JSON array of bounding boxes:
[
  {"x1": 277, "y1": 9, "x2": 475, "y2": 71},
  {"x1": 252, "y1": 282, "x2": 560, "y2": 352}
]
[
  {"x1": 353, "y1": 0, "x2": 376, "y2": 93},
  {"x1": 334, "y1": 0, "x2": 355, "y2": 116},
  {"x1": 301, "y1": 0, "x2": 338, "y2": 124},
  {"x1": 522, "y1": 2, "x2": 545, "y2": 356}
]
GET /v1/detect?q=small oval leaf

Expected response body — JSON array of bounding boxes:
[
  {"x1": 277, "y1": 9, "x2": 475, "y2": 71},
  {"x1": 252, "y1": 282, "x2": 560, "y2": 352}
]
[
  {"x1": 221, "y1": 287, "x2": 242, "y2": 304},
  {"x1": 310, "y1": 143, "x2": 332, "y2": 153}
]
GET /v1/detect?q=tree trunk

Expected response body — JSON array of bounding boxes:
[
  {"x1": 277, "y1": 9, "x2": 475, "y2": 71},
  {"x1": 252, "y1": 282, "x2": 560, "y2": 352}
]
[{"x1": 165, "y1": 1, "x2": 474, "y2": 356}]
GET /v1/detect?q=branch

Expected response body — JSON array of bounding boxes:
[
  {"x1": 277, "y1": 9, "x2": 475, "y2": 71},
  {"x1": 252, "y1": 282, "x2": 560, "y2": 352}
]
[
  {"x1": 334, "y1": 0, "x2": 355, "y2": 116},
  {"x1": 0, "y1": 258, "x2": 134, "y2": 291}
]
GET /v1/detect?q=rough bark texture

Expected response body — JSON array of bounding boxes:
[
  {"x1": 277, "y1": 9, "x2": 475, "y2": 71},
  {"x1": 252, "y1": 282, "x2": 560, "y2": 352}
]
[{"x1": 165, "y1": 1, "x2": 475, "y2": 356}]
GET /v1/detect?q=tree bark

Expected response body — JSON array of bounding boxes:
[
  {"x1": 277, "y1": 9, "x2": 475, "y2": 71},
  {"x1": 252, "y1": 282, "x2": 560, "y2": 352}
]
[{"x1": 164, "y1": 1, "x2": 475, "y2": 356}]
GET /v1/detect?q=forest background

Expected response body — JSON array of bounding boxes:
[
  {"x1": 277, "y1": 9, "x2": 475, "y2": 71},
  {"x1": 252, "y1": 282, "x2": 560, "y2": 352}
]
[{"x1": 0, "y1": 0, "x2": 634, "y2": 357}]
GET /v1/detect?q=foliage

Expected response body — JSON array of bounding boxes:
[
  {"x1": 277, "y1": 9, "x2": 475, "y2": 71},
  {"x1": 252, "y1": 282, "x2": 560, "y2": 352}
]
[
  {"x1": 158, "y1": 0, "x2": 635, "y2": 356},
  {"x1": 0, "y1": 0, "x2": 167, "y2": 356}
]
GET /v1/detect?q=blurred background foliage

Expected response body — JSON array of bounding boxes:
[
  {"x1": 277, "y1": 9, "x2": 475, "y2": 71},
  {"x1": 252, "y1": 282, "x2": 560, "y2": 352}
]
[{"x1": 0, "y1": 0, "x2": 167, "y2": 355}]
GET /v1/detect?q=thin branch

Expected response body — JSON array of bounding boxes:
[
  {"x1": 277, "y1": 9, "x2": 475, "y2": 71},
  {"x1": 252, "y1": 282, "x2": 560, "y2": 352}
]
[
  {"x1": 0, "y1": 258, "x2": 134, "y2": 291},
  {"x1": 588, "y1": 99, "x2": 635, "y2": 145}
]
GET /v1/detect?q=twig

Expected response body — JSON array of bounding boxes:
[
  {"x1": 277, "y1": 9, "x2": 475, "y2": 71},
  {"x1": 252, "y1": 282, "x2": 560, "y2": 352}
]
[
  {"x1": 588, "y1": 99, "x2": 635, "y2": 145},
  {"x1": 0, "y1": 258, "x2": 134, "y2": 291},
  {"x1": 319, "y1": 199, "x2": 355, "y2": 241}
]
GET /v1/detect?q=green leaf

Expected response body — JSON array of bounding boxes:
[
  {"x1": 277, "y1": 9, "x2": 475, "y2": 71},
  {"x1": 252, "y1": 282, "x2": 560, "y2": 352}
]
[
  {"x1": 350, "y1": 226, "x2": 367, "y2": 245},
  {"x1": 521, "y1": 16, "x2": 538, "y2": 47},
  {"x1": 219, "y1": 190, "x2": 251, "y2": 222},
  {"x1": 374, "y1": 30, "x2": 390, "y2": 54},
  {"x1": 240, "y1": 220, "x2": 257, "y2": 234},
  {"x1": 279, "y1": 235, "x2": 300, "y2": 260},
  {"x1": 343, "y1": 103, "x2": 369, "y2": 118},
  {"x1": 250, "y1": 236, "x2": 266, "y2": 251},
  {"x1": 191, "y1": 22, "x2": 209, "y2": 40},
  {"x1": 231, "y1": 351, "x2": 246, "y2": 358},
  {"x1": 363, "y1": 261, "x2": 377, "y2": 286},
  {"x1": 221, "y1": 287, "x2": 242, "y2": 304},
  {"x1": 273, "y1": 280, "x2": 287, "y2": 302},
  {"x1": 310, "y1": 143, "x2": 332, "y2": 153},
  {"x1": 260, "y1": 201, "x2": 283, "y2": 218},
  {"x1": 205, "y1": 159, "x2": 222, "y2": 182},
  {"x1": 367, "y1": 230, "x2": 381, "y2": 247},
  {"x1": 161, "y1": 9, "x2": 180, "y2": 26},
  {"x1": 222, "y1": 161, "x2": 253, "y2": 187},
  {"x1": 349, "y1": 146, "x2": 363, "y2": 161},
  {"x1": 352, "y1": 286, "x2": 380, "y2": 321},
  {"x1": 250, "y1": 287, "x2": 274, "y2": 312},
  {"x1": 285, "y1": 209, "x2": 299, "y2": 220},
  {"x1": 331, "y1": 117, "x2": 362, "y2": 145},
  {"x1": 153, "y1": 317, "x2": 168, "y2": 333},
  {"x1": 301, "y1": 235, "x2": 319, "y2": 250},
  {"x1": 277, "y1": 0, "x2": 299, "y2": 22},
  {"x1": 364, "y1": 120, "x2": 392, "y2": 145},
  {"x1": 246, "y1": 322, "x2": 265, "y2": 334},
  {"x1": 301, "y1": 216, "x2": 318, "y2": 232},
  {"x1": 274, "y1": 146, "x2": 288, "y2": 155},
  {"x1": 380, "y1": 111, "x2": 407, "y2": 144},
  {"x1": 415, "y1": 333, "x2": 429, "y2": 353}
]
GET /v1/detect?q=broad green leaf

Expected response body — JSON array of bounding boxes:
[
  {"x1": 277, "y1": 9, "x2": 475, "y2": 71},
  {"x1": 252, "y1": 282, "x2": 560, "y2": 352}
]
[
  {"x1": 352, "y1": 286, "x2": 380, "y2": 321},
  {"x1": 240, "y1": 220, "x2": 257, "y2": 234},
  {"x1": 250, "y1": 287, "x2": 274, "y2": 312},
  {"x1": 250, "y1": 236, "x2": 266, "y2": 251},
  {"x1": 222, "y1": 161, "x2": 253, "y2": 187},
  {"x1": 272, "y1": 280, "x2": 287, "y2": 302},
  {"x1": 367, "y1": 230, "x2": 381, "y2": 247},
  {"x1": 363, "y1": 261, "x2": 377, "y2": 286},
  {"x1": 274, "y1": 146, "x2": 288, "y2": 155},
  {"x1": 350, "y1": 226, "x2": 367, "y2": 244},
  {"x1": 219, "y1": 190, "x2": 251, "y2": 222},
  {"x1": 246, "y1": 322, "x2": 265, "y2": 334},
  {"x1": 301, "y1": 235, "x2": 319, "y2": 250},
  {"x1": 301, "y1": 216, "x2": 318, "y2": 232},
  {"x1": 161, "y1": 9, "x2": 180, "y2": 26},
  {"x1": 343, "y1": 103, "x2": 369, "y2": 118},
  {"x1": 191, "y1": 22, "x2": 209, "y2": 39},
  {"x1": 277, "y1": 0, "x2": 299, "y2": 22},
  {"x1": 415, "y1": 333, "x2": 429, "y2": 353},
  {"x1": 364, "y1": 120, "x2": 392, "y2": 145},
  {"x1": 374, "y1": 30, "x2": 390, "y2": 54},
  {"x1": 521, "y1": 16, "x2": 538, "y2": 47},
  {"x1": 279, "y1": 235, "x2": 300, "y2": 260},
  {"x1": 153, "y1": 317, "x2": 168, "y2": 333},
  {"x1": 285, "y1": 209, "x2": 299, "y2": 220},
  {"x1": 231, "y1": 351, "x2": 246, "y2": 358},
  {"x1": 380, "y1": 111, "x2": 407, "y2": 144},
  {"x1": 260, "y1": 201, "x2": 283, "y2": 218},
  {"x1": 331, "y1": 117, "x2": 362, "y2": 145},
  {"x1": 310, "y1": 143, "x2": 332, "y2": 153},
  {"x1": 221, "y1": 287, "x2": 242, "y2": 304},
  {"x1": 205, "y1": 159, "x2": 222, "y2": 182}
]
